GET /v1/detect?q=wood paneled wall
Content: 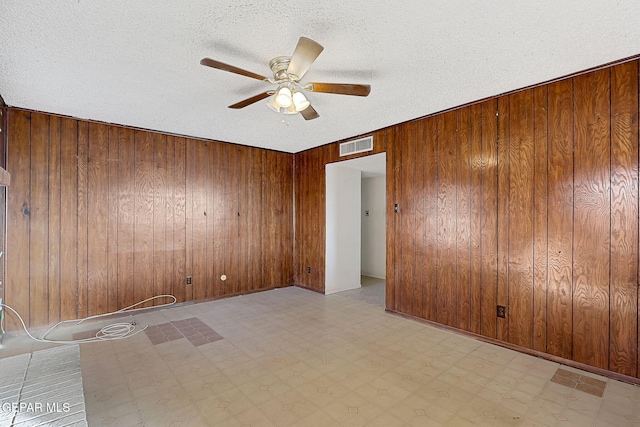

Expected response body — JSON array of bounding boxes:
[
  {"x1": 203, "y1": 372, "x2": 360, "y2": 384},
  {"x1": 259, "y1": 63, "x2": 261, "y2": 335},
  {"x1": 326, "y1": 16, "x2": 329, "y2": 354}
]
[
  {"x1": 294, "y1": 131, "x2": 388, "y2": 292},
  {"x1": 5, "y1": 109, "x2": 294, "y2": 329},
  {"x1": 294, "y1": 60, "x2": 640, "y2": 379}
]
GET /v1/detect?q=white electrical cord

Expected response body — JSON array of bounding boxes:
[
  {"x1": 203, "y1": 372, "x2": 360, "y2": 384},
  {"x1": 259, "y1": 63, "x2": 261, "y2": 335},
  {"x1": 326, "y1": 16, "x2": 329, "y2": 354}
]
[{"x1": 0, "y1": 295, "x2": 177, "y2": 344}]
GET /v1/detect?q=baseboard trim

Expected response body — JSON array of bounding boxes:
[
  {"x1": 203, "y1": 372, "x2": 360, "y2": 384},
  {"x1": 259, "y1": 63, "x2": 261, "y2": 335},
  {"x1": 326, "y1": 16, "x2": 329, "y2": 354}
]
[
  {"x1": 385, "y1": 308, "x2": 640, "y2": 386},
  {"x1": 294, "y1": 283, "x2": 325, "y2": 294}
]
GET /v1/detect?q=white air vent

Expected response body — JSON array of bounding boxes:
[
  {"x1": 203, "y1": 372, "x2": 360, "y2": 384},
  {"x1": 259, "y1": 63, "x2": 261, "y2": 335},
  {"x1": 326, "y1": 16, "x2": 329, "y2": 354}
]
[{"x1": 339, "y1": 136, "x2": 373, "y2": 157}]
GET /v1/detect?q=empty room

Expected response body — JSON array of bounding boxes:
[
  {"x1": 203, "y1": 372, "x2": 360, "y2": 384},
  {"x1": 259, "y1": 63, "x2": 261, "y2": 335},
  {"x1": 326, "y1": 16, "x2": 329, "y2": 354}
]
[{"x1": 2, "y1": 1, "x2": 640, "y2": 426}]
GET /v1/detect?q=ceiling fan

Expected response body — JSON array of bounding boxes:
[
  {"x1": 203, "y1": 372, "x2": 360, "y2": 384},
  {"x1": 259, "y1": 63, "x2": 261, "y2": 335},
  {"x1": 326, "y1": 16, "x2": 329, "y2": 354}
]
[{"x1": 200, "y1": 37, "x2": 371, "y2": 121}]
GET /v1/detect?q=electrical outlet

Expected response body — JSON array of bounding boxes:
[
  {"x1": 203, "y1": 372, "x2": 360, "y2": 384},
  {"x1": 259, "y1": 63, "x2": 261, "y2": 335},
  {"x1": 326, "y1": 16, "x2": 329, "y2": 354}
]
[
  {"x1": 186, "y1": 276, "x2": 192, "y2": 285},
  {"x1": 497, "y1": 305, "x2": 506, "y2": 318}
]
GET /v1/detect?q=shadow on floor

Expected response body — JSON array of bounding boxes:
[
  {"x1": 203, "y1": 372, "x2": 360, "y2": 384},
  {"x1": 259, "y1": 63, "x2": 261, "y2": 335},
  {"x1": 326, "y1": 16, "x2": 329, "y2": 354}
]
[{"x1": 335, "y1": 276, "x2": 385, "y2": 307}]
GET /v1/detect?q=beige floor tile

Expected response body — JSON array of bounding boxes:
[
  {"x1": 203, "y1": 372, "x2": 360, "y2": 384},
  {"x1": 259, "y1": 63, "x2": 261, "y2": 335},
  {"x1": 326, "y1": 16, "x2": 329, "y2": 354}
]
[
  {"x1": 234, "y1": 407, "x2": 276, "y2": 427},
  {"x1": 594, "y1": 406, "x2": 640, "y2": 427},
  {"x1": 353, "y1": 377, "x2": 412, "y2": 410},
  {"x1": 294, "y1": 375, "x2": 351, "y2": 407},
  {"x1": 456, "y1": 395, "x2": 524, "y2": 426},
  {"x1": 524, "y1": 396, "x2": 598, "y2": 426},
  {"x1": 389, "y1": 394, "x2": 458, "y2": 426},
  {"x1": 7, "y1": 284, "x2": 640, "y2": 426},
  {"x1": 293, "y1": 409, "x2": 339, "y2": 427},
  {"x1": 257, "y1": 397, "x2": 303, "y2": 426}
]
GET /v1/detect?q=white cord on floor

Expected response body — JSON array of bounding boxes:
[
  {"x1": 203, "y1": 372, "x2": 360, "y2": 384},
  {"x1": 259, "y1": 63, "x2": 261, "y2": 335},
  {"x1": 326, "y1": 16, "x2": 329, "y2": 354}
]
[{"x1": 0, "y1": 295, "x2": 177, "y2": 344}]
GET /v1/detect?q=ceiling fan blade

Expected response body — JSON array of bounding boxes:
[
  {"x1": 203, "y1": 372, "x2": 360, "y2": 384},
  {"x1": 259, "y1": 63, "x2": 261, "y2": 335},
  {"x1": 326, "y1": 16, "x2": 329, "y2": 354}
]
[
  {"x1": 306, "y1": 82, "x2": 371, "y2": 97},
  {"x1": 287, "y1": 37, "x2": 324, "y2": 80},
  {"x1": 228, "y1": 91, "x2": 273, "y2": 109},
  {"x1": 300, "y1": 105, "x2": 319, "y2": 120},
  {"x1": 200, "y1": 58, "x2": 268, "y2": 81}
]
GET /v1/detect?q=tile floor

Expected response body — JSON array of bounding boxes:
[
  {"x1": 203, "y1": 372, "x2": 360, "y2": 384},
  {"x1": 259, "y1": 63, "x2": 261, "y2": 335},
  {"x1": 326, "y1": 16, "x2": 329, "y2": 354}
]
[{"x1": 2, "y1": 278, "x2": 640, "y2": 426}]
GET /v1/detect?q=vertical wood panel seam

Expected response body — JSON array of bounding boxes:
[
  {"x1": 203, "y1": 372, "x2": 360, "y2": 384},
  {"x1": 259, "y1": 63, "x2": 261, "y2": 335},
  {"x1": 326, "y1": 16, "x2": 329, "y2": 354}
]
[
  {"x1": 609, "y1": 67, "x2": 613, "y2": 371},
  {"x1": 571, "y1": 76, "x2": 575, "y2": 361},
  {"x1": 468, "y1": 111, "x2": 473, "y2": 331},
  {"x1": 479, "y1": 107, "x2": 484, "y2": 333},
  {"x1": 455, "y1": 112, "x2": 459, "y2": 325},
  {"x1": 506, "y1": 97, "x2": 511, "y2": 339},
  {"x1": 114, "y1": 127, "x2": 119, "y2": 309},
  {"x1": 46, "y1": 115, "x2": 51, "y2": 324},
  {"x1": 74, "y1": 120, "x2": 78, "y2": 319},
  {"x1": 152, "y1": 139, "x2": 156, "y2": 303},
  {"x1": 531, "y1": 93, "x2": 535, "y2": 347},
  {"x1": 132, "y1": 131, "x2": 137, "y2": 304},
  {"x1": 545, "y1": 86, "x2": 550, "y2": 354},
  {"x1": 27, "y1": 114, "x2": 32, "y2": 324},
  {"x1": 435, "y1": 116, "x2": 439, "y2": 317},
  {"x1": 58, "y1": 119, "x2": 62, "y2": 322}
]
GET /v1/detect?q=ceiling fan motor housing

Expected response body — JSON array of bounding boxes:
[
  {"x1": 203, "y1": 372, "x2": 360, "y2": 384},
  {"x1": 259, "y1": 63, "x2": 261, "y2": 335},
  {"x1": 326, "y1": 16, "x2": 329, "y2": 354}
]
[{"x1": 269, "y1": 56, "x2": 293, "y2": 81}]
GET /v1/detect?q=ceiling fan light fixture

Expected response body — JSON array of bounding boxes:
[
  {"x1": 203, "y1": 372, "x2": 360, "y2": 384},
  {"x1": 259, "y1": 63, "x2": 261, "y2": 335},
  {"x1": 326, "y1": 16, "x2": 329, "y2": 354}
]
[
  {"x1": 292, "y1": 91, "x2": 310, "y2": 112},
  {"x1": 283, "y1": 103, "x2": 298, "y2": 115},
  {"x1": 275, "y1": 86, "x2": 293, "y2": 108},
  {"x1": 266, "y1": 95, "x2": 281, "y2": 112}
]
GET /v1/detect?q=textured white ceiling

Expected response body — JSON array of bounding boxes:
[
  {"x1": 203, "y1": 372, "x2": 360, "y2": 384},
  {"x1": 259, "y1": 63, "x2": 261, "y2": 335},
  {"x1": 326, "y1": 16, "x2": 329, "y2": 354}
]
[{"x1": 1, "y1": 1, "x2": 639, "y2": 153}]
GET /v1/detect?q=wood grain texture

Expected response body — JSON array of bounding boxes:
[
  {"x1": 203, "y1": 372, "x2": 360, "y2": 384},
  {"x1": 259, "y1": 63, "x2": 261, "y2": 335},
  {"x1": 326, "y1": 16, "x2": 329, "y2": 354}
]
[
  {"x1": 153, "y1": 133, "x2": 167, "y2": 303},
  {"x1": 134, "y1": 131, "x2": 155, "y2": 307},
  {"x1": 480, "y1": 100, "x2": 498, "y2": 339},
  {"x1": 208, "y1": 142, "x2": 219, "y2": 296},
  {"x1": 316, "y1": 147, "x2": 328, "y2": 288},
  {"x1": 496, "y1": 96, "x2": 510, "y2": 342},
  {"x1": 260, "y1": 149, "x2": 270, "y2": 290},
  {"x1": 59, "y1": 117, "x2": 78, "y2": 321},
  {"x1": 400, "y1": 121, "x2": 417, "y2": 316},
  {"x1": 532, "y1": 85, "x2": 549, "y2": 353},
  {"x1": 212, "y1": 141, "x2": 225, "y2": 296},
  {"x1": 609, "y1": 61, "x2": 638, "y2": 376},
  {"x1": 172, "y1": 136, "x2": 187, "y2": 303},
  {"x1": 48, "y1": 116, "x2": 61, "y2": 324},
  {"x1": 184, "y1": 138, "x2": 194, "y2": 302},
  {"x1": 29, "y1": 113, "x2": 50, "y2": 326},
  {"x1": 386, "y1": 128, "x2": 402, "y2": 310},
  {"x1": 237, "y1": 145, "x2": 249, "y2": 292},
  {"x1": 386, "y1": 128, "x2": 398, "y2": 310},
  {"x1": 5, "y1": 109, "x2": 294, "y2": 329},
  {"x1": 457, "y1": 107, "x2": 472, "y2": 331},
  {"x1": 249, "y1": 148, "x2": 259, "y2": 288},
  {"x1": 572, "y1": 69, "x2": 611, "y2": 369},
  {"x1": 314, "y1": 148, "x2": 324, "y2": 288},
  {"x1": 507, "y1": 89, "x2": 535, "y2": 349},
  {"x1": 165, "y1": 136, "x2": 176, "y2": 301},
  {"x1": 6, "y1": 109, "x2": 32, "y2": 331},
  {"x1": 294, "y1": 151, "x2": 303, "y2": 287},
  {"x1": 0, "y1": 107, "x2": 6, "y2": 169},
  {"x1": 117, "y1": 127, "x2": 135, "y2": 309},
  {"x1": 413, "y1": 123, "x2": 425, "y2": 320},
  {"x1": 422, "y1": 117, "x2": 439, "y2": 321},
  {"x1": 191, "y1": 140, "x2": 208, "y2": 300},
  {"x1": 437, "y1": 111, "x2": 458, "y2": 327},
  {"x1": 264, "y1": 149, "x2": 277, "y2": 288},
  {"x1": 469, "y1": 103, "x2": 483, "y2": 334},
  {"x1": 107, "y1": 126, "x2": 119, "y2": 312},
  {"x1": 77, "y1": 121, "x2": 88, "y2": 318},
  {"x1": 87, "y1": 122, "x2": 109, "y2": 316},
  {"x1": 279, "y1": 151, "x2": 294, "y2": 286},
  {"x1": 546, "y1": 79, "x2": 574, "y2": 359}
]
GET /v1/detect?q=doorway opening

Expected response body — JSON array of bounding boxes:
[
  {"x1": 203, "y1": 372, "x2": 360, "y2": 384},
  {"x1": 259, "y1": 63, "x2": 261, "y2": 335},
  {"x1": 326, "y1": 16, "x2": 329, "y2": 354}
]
[{"x1": 325, "y1": 153, "x2": 386, "y2": 306}]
